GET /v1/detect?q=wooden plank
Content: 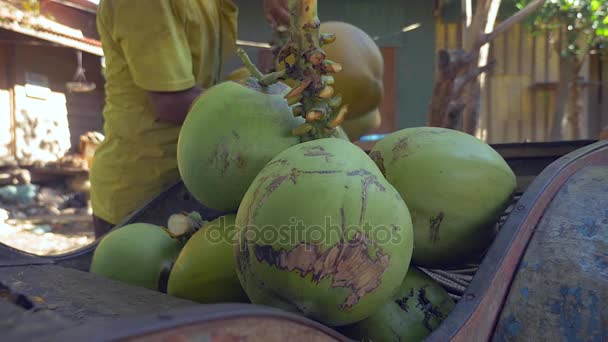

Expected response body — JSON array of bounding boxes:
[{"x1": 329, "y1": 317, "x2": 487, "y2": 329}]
[
  {"x1": 533, "y1": 34, "x2": 545, "y2": 83},
  {"x1": 506, "y1": 23, "x2": 520, "y2": 75},
  {"x1": 587, "y1": 55, "x2": 602, "y2": 139},
  {"x1": 530, "y1": 36, "x2": 538, "y2": 141},
  {"x1": 493, "y1": 77, "x2": 508, "y2": 142},
  {"x1": 124, "y1": 317, "x2": 342, "y2": 342},
  {"x1": 0, "y1": 265, "x2": 197, "y2": 323},
  {"x1": 535, "y1": 91, "x2": 548, "y2": 141},
  {"x1": 0, "y1": 297, "x2": 73, "y2": 340},
  {"x1": 493, "y1": 31, "x2": 506, "y2": 76},
  {"x1": 521, "y1": 25, "x2": 534, "y2": 77},
  {"x1": 521, "y1": 76, "x2": 533, "y2": 142},
  {"x1": 18, "y1": 304, "x2": 350, "y2": 342},
  {"x1": 491, "y1": 140, "x2": 597, "y2": 159},
  {"x1": 507, "y1": 76, "x2": 523, "y2": 142},
  {"x1": 547, "y1": 32, "x2": 560, "y2": 83},
  {"x1": 546, "y1": 87, "x2": 557, "y2": 139},
  {"x1": 447, "y1": 22, "x2": 459, "y2": 50}
]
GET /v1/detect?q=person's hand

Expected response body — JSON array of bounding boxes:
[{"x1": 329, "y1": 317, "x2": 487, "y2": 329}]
[{"x1": 263, "y1": 0, "x2": 290, "y2": 29}]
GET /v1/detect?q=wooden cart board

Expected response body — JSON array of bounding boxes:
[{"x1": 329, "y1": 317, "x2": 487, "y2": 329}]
[{"x1": 39, "y1": 304, "x2": 350, "y2": 342}]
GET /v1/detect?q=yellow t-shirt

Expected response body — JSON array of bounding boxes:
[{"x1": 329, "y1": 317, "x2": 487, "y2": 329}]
[{"x1": 90, "y1": 0, "x2": 238, "y2": 225}]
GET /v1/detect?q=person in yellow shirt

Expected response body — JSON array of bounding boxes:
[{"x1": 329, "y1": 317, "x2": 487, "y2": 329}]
[{"x1": 91, "y1": 0, "x2": 289, "y2": 238}]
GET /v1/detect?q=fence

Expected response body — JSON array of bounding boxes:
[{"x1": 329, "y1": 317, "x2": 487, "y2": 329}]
[{"x1": 435, "y1": 19, "x2": 607, "y2": 143}]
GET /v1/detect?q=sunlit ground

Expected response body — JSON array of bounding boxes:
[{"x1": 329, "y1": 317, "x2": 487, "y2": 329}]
[
  {"x1": 0, "y1": 180, "x2": 96, "y2": 256},
  {"x1": 0, "y1": 217, "x2": 94, "y2": 256}
]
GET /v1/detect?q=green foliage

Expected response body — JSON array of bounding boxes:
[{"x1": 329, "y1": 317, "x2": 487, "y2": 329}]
[{"x1": 515, "y1": 0, "x2": 608, "y2": 56}]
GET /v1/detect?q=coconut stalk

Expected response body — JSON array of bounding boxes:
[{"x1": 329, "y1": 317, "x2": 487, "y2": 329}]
[{"x1": 237, "y1": 0, "x2": 346, "y2": 142}]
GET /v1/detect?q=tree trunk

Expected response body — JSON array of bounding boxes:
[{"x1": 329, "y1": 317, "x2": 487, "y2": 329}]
[
  {"x1": 427, "y1": 0, "x2": 501, "y2": 134},
  {"x1": 462, "y1": 74, "x2": 482, "y2": 134},
  {"x1": 461, "y1": 0, "x2": 501, "y2": 135},
  {"x1": 427, "y1": 0, "x2": 544, "y2": 136},
  {"x1": 427, "y1": 50, "x2": 474, "y2": 128}
]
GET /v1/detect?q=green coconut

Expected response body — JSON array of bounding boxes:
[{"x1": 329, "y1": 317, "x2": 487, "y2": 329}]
[
  {"x1": 340, "y1": 108, "x2": 382, "y2": 142},
  {"x1": 370, "y1": 127, "x2": 516, "y2": 268},
  {"x1": 90, "y1": 223, "x2": 182, "y2": 291},
  {"x1": 338, "y1": 267, "x2": 455, "y2": 341},
  {"x1": 177, "y1": 78, "x2": 303, "y2": 212},
  {"x1": 167, "y1": 214, "x2": 249, "y2": 303},
  {"x1": 331, "y1": 126, "x2": 350, "y2": 141},
  {"x1": 234, "y1": 137, "x2": 415, "y2": 327}
]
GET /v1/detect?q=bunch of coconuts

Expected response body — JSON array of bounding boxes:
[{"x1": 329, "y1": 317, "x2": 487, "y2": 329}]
[{"x1": 90, "y1": 3, "x2": 516, "y2": 340}]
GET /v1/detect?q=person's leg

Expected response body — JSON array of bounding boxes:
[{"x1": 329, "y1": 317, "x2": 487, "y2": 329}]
[{"x1": 92, "y1": 215, "x2": 114, "y2": 239}]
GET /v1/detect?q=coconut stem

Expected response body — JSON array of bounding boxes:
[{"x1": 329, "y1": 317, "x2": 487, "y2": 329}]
[
  {"x1": 237, "y1": 48, "x2": 288, "y2": 86},
  {"x1": 283, "y1": 0, "x2": 347, "y2": 141},
  {"x1": 236, "y1": 48, "x2": 264, "y2": 80},
  {"x1": 235, "y1": 0, "x2": 347, "y2": 142}
]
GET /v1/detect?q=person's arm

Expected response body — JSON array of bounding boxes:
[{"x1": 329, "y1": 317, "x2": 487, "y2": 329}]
[
  {"x1": 147, "y1": 86, "x2": 203, "y2": 124},
  {"x1": 263, "y1": 0, "x2": 290, "y2": 29},
  {"x1": 111, "y1": 0, "x2": 200, "y2": 124}
]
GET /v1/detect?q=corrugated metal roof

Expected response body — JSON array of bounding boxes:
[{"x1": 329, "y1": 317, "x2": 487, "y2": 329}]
[{"x1": 0, "y1": 1, "x2": 103, "y2": 56}]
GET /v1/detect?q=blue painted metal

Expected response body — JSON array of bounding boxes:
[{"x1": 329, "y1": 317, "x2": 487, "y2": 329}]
[{"x1": 493, "y1": 166, "x2": 608, "y2": 342}]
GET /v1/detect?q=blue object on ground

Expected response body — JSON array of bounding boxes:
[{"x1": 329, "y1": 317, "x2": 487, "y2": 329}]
[{"x1": 0, "y1": 184, "x2": 39, "y2": 204}]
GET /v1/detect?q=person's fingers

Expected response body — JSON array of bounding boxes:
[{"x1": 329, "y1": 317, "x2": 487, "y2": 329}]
[
  {"x1": 263, "y1": 0, "x2": 290, "y2": 28},
  {"x1": 274, "y1": 6, "x2": 290, "y2": 26}
]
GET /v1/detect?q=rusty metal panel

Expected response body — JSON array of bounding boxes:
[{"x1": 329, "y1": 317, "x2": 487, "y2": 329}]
[{"x1": 493, "y1": 165, "x2": 608, "y2": 341}]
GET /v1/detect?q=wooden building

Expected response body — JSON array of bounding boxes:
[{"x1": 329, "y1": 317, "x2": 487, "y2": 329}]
[{"x1": 0, "y1": 0, "x2": 104, "y2": 167}]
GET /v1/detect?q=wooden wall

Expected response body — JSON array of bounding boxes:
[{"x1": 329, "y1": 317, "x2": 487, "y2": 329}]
[
  {"x1": 0, "y1": 30, "x2": 104, "y2": 166},
  {"x1": 0, "y1": 44, "x2": 14, "y2": 165},
  {"x1": 435, "y1": 19, "x2": 602, "y2": 143}
]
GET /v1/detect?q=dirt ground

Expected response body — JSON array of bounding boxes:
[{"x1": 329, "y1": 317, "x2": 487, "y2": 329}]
[
  {"x1": 0, "y1": 179, "x2": 96, "y2": 256},
  {"x1": 0, "y1": 218, "x2": 94, "y2": 256}
]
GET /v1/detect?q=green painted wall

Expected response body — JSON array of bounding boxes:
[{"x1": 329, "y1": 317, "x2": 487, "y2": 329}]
[{"x1": 225, "y1": 0, "x2": 437, "y2": 130}]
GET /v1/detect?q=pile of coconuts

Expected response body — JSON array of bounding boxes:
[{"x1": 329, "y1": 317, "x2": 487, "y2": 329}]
[{"x1": 90, "y1": 3, "x2": 516, "y2": 341}]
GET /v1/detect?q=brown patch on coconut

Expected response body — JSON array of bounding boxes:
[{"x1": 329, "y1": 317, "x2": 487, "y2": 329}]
[{"x1": 253, "y1": 229, "x2": 390, "y2": 309}]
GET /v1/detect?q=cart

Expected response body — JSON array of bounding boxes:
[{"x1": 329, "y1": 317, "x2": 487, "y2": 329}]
[{"x1": 1, "y1": 139, "x2": 606, "y2": 341}]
